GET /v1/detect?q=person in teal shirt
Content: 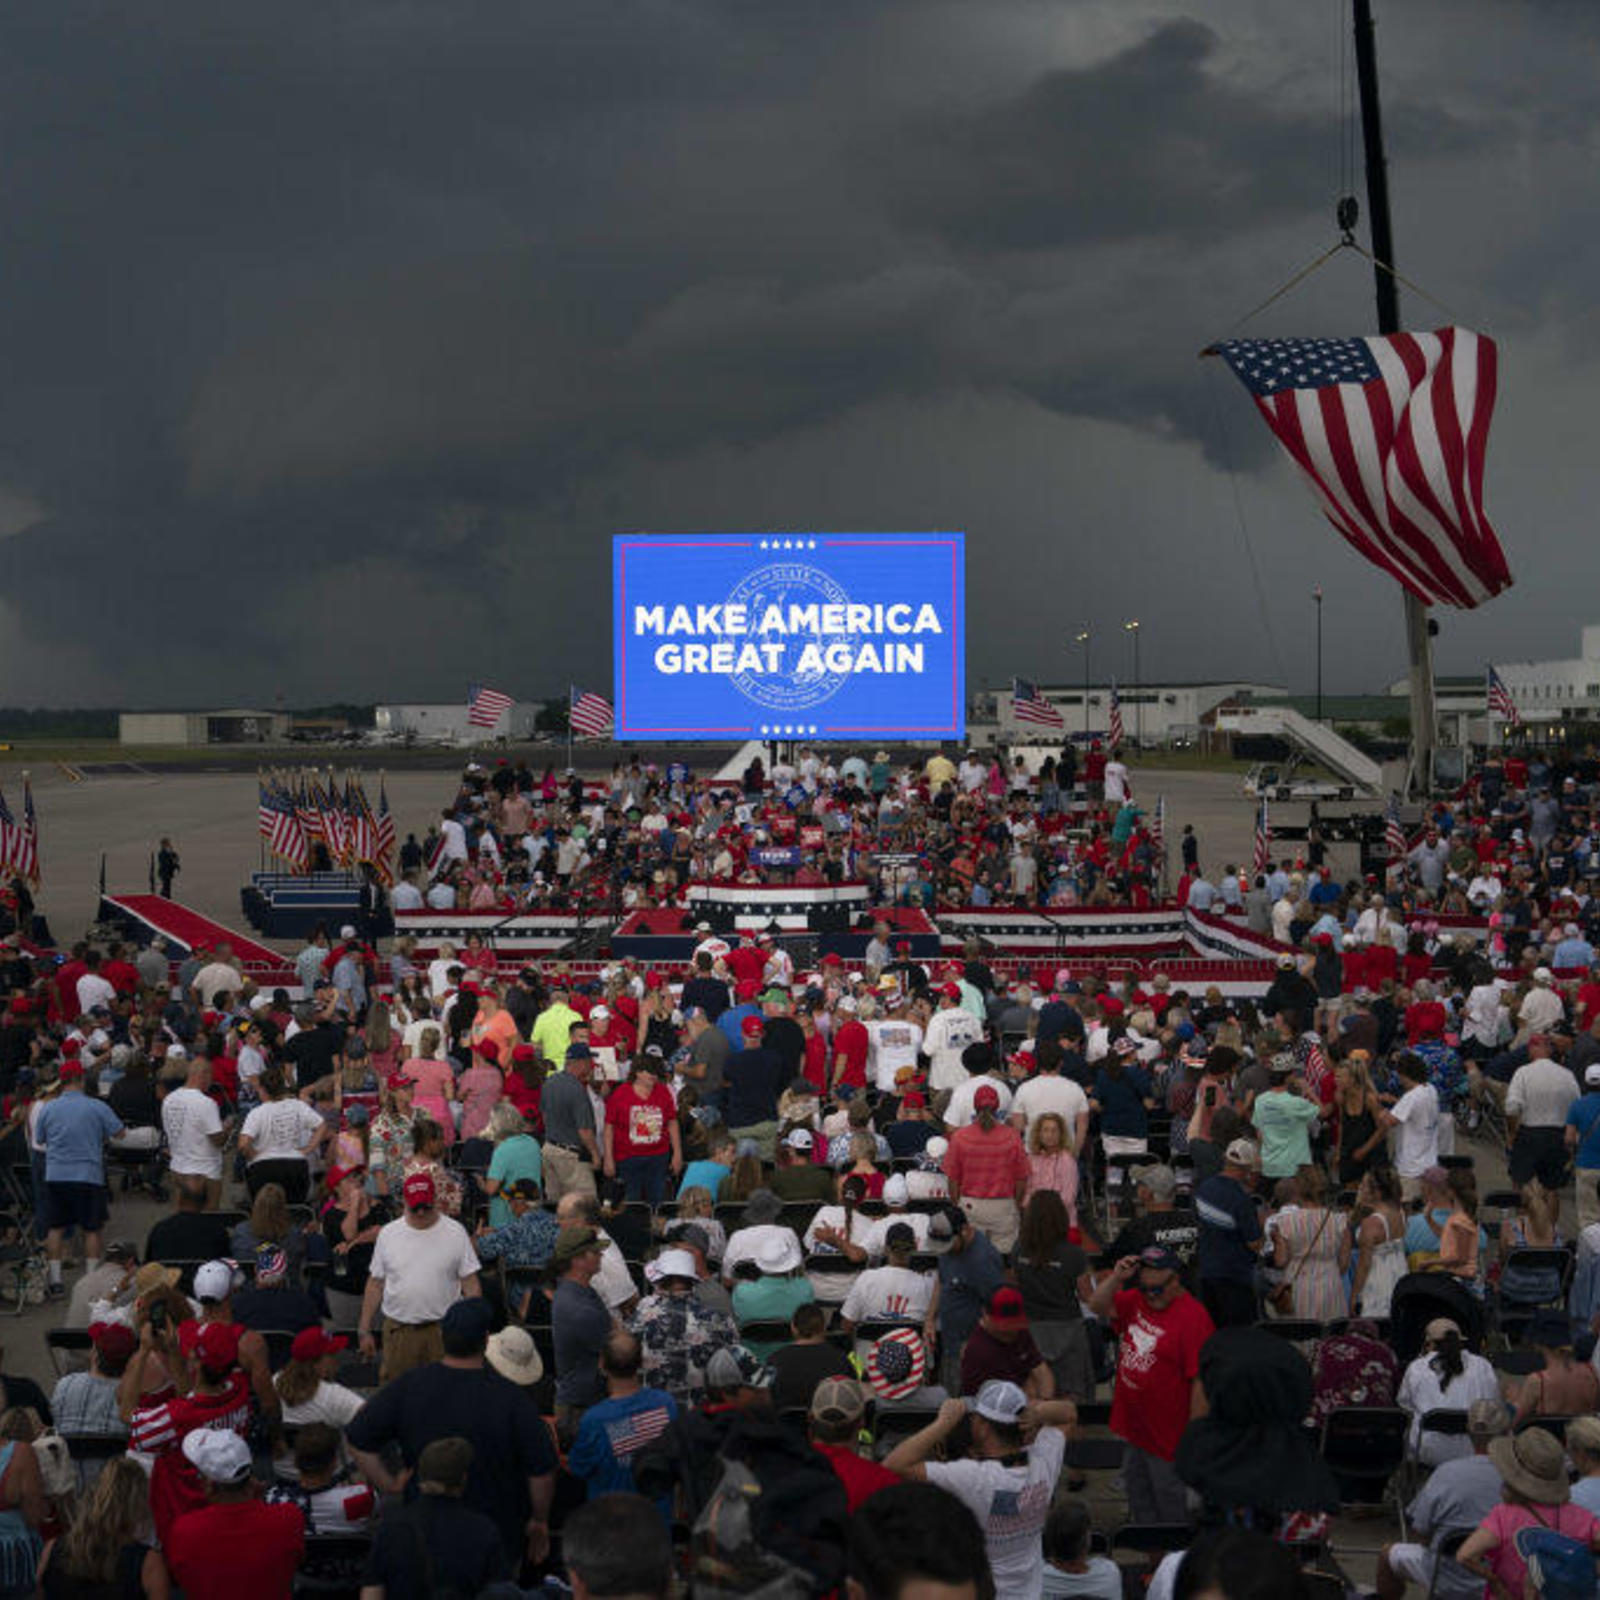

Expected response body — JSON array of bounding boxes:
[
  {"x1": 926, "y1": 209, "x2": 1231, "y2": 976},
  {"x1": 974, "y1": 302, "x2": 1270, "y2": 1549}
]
[
  {"x1": 1251, "y1": 1056, "x2": 1322, "y2": 1179},
  {"x1": 731, "y1": 1236, "x2": 815, "y2": 1358},
  {"x1": 677, "y1": 1134, "x2": 735, "y2": 1201},
  {"x1": 483, "y1": 1104, "x2": 544, "y2": 1227}
]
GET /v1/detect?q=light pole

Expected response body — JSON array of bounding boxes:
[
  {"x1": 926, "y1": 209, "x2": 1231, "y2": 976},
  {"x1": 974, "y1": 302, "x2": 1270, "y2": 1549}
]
[
  {"x1": 1075, "y1": 628, "x2": 1091, "y2": 740},
  {"x1": 1313, "y1": 586, "x2": 1324, "y2": 724},
  {"x1": 1124, "y1": 619, "x2": 1141, "y2": 746}
]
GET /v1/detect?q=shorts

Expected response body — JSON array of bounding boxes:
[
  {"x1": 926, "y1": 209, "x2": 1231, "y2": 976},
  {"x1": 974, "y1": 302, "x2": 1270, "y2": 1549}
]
[{"x1": 45, "y1": 1182, "x2": 109, "y2": 1233}]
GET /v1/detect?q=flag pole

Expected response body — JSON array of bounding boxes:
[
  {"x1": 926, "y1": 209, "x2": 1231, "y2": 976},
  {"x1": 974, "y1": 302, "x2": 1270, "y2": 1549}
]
[
  {"x1": 1353, "y1": 0, "x2": 1436, "y2": 798},
  {"x1": 567, "y1": 687, "x2": 574, "y2": 774}
]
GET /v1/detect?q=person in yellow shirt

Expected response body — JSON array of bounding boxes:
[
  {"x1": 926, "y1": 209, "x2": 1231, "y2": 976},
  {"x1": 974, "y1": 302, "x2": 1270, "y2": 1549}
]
[
  {"x1": 924, "y1": 751, "x2": 957, "y2": 791},
  {"x1": 531, "y1": 979, "x2": 583, "y2": 1069}
]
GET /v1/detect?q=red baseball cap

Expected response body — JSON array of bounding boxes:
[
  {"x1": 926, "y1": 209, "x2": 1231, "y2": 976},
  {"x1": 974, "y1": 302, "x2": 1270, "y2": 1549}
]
[
  {"x1": 511, "y1": 1043, "x2": 536, "y2": 1062},
  {"x1": 403, "y1": 1172, "x2": 437, "y2": 1210},
  {"x1": 474, "y1": 1038, "x2": 502, "y2": 1060},
  {"x1": 741, "y1": 1015, "x2": 765, "y2": 1038},
  {"x1": 60, "y1": 1038, "x2": 82, "y2": 1058},
  {"x1": 87, "y1": 1321, "x2": 136, "y2": 1361},
  {"x1": 193, "y1": 1320, "x2": 244, "y2": 1372},
  {"x1": 940, "y1": 983, "x2": 962, "y2": 1000},
  {"x1": 986, "y1": 1286, "x2": 1029, "y2": 1331},
  {"x1": 58, "y1": 1059, "x2": 85, "y2": 1080},
  {"x1": 902, "y1": 1091, "x2": 927, "y2": 1109},
  {"x1": 973, "y1": 1084, "x2": 1001, "y2": 1111},
  {"x1": 290, "y1": 1327, "x2": 349, "y2": 1364}
]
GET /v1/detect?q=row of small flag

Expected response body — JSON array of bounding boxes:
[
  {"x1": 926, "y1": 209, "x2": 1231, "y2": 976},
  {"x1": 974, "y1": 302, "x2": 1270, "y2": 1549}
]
[
  {"x1": 468, "y1": 685, "x2": 614, "y2": 737},
  {"x1": 0, "y1": 778, "x2": 39, "y2": 887},
  {"x1": 258, "y1": 771, "x2": 395, "y2": 882}
]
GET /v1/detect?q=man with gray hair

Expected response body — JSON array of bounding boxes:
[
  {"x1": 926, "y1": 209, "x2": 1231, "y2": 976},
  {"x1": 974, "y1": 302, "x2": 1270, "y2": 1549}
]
[{"x1": 1373, "y1": 1398, "x2": 1508, "y2": 1600}]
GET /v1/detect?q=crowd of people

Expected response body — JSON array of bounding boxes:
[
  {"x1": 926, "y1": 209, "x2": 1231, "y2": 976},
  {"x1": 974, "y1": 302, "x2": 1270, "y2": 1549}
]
[{"x1": 1, "y1": 742, "x2": 1600, "y2": 1596}]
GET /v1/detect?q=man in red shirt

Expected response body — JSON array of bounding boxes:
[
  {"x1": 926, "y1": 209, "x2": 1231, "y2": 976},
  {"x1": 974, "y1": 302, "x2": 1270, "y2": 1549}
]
[
  {"x1": 725, "y1": 936, "x2": 767, "y2": 991},
  {"x1": 1086, "y1": 1246, "x2": 1213, "y2": 1526},
  {"x1": 602, "y1": 1048, "x2": 681, "y2": 1205},
  {"x1": 122, "y1": 1318, "x2": 255, "y2": 1543},
  {"x1": 165, "y1": 1429, "x2": 305, "y2": 1600},
  {"x1": 807, "y1": 1376, "x2": 900, "y2": 1512},
  {"x1": 830, "y1": 997, "x2": 870, "y2": 1091}
]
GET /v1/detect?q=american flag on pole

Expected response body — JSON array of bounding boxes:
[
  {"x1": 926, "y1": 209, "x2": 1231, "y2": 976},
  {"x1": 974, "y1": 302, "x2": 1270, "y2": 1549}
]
[
  {"x1": 374, "y1": 778, "x2": 396, "y2": 886},
  {"x1": 1011, "y1": 678, "x2": 1065, "y2": 729},
  {"x1": 259, "y1": 781, "x2": 308, "y2": 870},
  {"x1": 1214, "y1": 329, "x2": 1512, "y2": 608},
  {"x1": 1252, "y1": 797, "x2": 1272, "y2": 876},
  {"x1": 467, "y1": 684, "x2": 513, "y2": 730},
  {"x1": 1385, "y1": 795, "x2": 1408, "y2": 866},
  {"x1": 0, "y1": 785, "x2": 15, "y2": 880},
  {"x1": 570, "y1": 686, "x2": 614, "y2": 738},
  {"x1": 1107, "y1": 680, "x2": 1125, "y2": 749},
  {"x1": 17, "y1": 777, "x2": 39, "y2": 887},
  {"x1": 1151, "y1": 794, "x2": 1165, "y2": 858},
  {"x1": 1486, "y1": 665, "x2": 1521, "y2": 725}
]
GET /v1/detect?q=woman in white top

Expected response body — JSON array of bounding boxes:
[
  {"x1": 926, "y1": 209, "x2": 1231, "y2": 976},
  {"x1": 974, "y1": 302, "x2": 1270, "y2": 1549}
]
[
  {"x1": 1396, "y1": 1317, "x2": 1502, "y2": 1465},
  {"x1": 271, "y1": 1326, "x2": 367, "y2": 1480},
  {"x1": 804, "y1": 1175, "x2": 879, "y2": 1304},
  {"x1": 239, "y1": 1067, "x2": 330, "y2": 1204}
]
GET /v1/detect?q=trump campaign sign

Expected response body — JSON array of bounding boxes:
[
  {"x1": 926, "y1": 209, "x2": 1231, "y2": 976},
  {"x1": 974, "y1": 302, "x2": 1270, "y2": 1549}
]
[{"x1": 613, "y1": 533, "x2": 965, "y2": 741}]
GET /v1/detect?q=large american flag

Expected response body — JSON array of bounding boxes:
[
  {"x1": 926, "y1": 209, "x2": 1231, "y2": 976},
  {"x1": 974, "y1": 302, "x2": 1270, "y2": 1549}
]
[
  {"x1": 1385, "y1": 795, "x2": 1408, "y2": 865},
  {"x1": 1215, "y1": 329, "x2": 1511, "y2": 608},
  {"x1": 374, "y1": 778, "x2": 397, "y2": 885},
  {"x1": 1011, "y1": 677, "x2": 1064, "y2": 729},
  {"x1": 1107, "y1": 681, "x2": 1125, "y2": 749},
  {"x1": 1252, "y1": 797, "x2": 1272, "y2": 876},
  {"x1": 467, "y1": 685, "x2": 514, "y2": 730},
  {"x1": 1487, "y1": 665, "x2": 1521, "y2": 725},
  {"x1": 570, "y1": 686, "x2": 614, "y2": 738}
]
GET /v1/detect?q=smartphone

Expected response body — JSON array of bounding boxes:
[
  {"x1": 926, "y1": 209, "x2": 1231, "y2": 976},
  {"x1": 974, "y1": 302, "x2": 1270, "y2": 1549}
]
[{"x1": 148, "y1": 1300, "x2": 167, "y2": 1333}]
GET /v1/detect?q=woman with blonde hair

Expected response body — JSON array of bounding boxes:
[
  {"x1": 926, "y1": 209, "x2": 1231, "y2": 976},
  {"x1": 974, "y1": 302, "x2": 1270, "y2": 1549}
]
[
  {"x1": 230, "y1": 1183, "x2": 305, "y2": 1287},
  {"x1": 1334, "y1": 1051, "x2": 1386, "y2": 1187},
  {"x1": 35, "y1": 1457, "x2": 166, "y2": 1599},
  {"x1": 1268, "y1": 1164, "x2": 1350, "y2": 1321},
  {"x1": 718, "y1": 1143, "x2": 766, "y2": 1203},
  {"x1": 273, "y1": 1327, "x2": 366, "y2": 1432},
  {"x1": 1498, "y1": 1177, "x2": 1563, "y2": 1261},
  {"x1": 364, "y1": 998, "x2": 399, "y2": 1079},
  {"x1": 399, "y1": 1025, "x2": 457, "y2": 1138},
  {"x1": 1024, "y1": 1112, "x2": 1080, "y2": 1229},
  {"x1": 481, "y1": 1102, "x2": 542, "y2": 1227}
]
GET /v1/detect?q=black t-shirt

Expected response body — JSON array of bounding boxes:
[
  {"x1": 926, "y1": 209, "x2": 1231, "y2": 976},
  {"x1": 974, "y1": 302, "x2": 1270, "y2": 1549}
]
[
  {"x1": 345, "y1": 1363, "x2": 558, "y2": 1559},
  {"x1": 362, "y1": 1495, "x2": 508, "y2": 1600},
  {"x1": 1014, "y1": 1241, "x2": 1089, "y2": 1322},
  {"x1": 1098, "y1": 1207, "x2": 1201, "y2": 1271},
  {"x1": 145, "y1": 1212, "x2": 233, "y2": 1267},
  {"x1": 724, "y1": 1046, "x2": 784, "y2": 1127},
  {"x1": 286, "y1": 1023, "x2": 341, "y2": 1086},
  {"x1": 109, "y1": 1077, "x2": 160, "y2": 1129},
  {"x1": 681, "y1": 976, "x2": 731, "y2": 1022},
  {"x1": 767, "y1": 1339, "x2": 854, "y2": 1416}
]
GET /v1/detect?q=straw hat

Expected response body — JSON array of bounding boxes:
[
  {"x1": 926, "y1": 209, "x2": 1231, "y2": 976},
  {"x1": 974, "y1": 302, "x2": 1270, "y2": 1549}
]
[{"x1": 1490, "y1": 1427, "x2": 1570, "y2": 1505}]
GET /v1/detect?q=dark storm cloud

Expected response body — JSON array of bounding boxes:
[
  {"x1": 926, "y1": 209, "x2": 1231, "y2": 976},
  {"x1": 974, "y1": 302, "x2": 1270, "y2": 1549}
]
[{"x1": 0, "y1": 2, "x2": 1588, "y2": 701}]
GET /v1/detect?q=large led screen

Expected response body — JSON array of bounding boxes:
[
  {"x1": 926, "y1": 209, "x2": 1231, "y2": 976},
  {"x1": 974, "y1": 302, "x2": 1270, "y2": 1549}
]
[{"x1": 613, "y1": 533, "x2": 965, "y2": 742}]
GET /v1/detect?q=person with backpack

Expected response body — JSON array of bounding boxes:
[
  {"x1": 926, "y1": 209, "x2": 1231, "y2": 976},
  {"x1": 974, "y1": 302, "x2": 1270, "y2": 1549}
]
[{"x1": 1458, "y1": 1425, "x2": 1600, "y2": 1600}]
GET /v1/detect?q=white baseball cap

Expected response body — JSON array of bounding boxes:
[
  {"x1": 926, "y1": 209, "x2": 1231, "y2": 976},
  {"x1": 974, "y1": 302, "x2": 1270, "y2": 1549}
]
[
  {"x1": 181, "y1": 1428, "x2": 252, "y2": 1483},
  {"x1": 653, "y1": 1247, "x2": 699, "y2": 1281},
  {"x1": 193, "y1": 1261, "x2": 235, "y2": 1302},
  {"x1": 968, "y1": 1379, "x2": 1028, "y2": 1424}
]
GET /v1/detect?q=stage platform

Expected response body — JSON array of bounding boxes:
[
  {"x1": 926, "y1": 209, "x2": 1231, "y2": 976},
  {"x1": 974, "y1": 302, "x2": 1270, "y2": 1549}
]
[{"x1": 99, "y1": 895, "x2": 298, "y2": 989}]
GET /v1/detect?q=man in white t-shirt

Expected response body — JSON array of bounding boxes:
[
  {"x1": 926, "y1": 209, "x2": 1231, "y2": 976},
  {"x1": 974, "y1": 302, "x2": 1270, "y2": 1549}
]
[
  {"x1": 1103, "y1": 757, "x2": 1130, "y2": 805},
  {"x1": 1382, "y1": 1054, "x2": 1441, "y2": 1201},
  {"x1": 840, "y1": 1222, "x2": 937, "y2": 1344},
  {"x1": 867, "y1": 1009, "x2": 924, "y2": 1096},
  {"x1": 924, "y1": 987, "x2": 985, "y2": 1094},
  {"x1": 432, "y1": 811, "x2": 468, "y2": 876},
  {"x1": 239, "y1": 1087, "x2": 328, "y2": 1201},
  {"x1": 390, "y1": 874, "x2": 424, "y2": 912},
  {"x1": 944, "y1": 1049, "x2": 1015, "y2": 1130},
  {"x1": 358, "y1": 1171, "x2": 481, "y2": 1382},
  {"x1": 884, "y1": 1382, "x2": 1077, "y2": 1599},
  {"x1": 1008, "y1": 1048, "x2": 1091, "y2": 1153},
  {"x1": 75, "y1": 954, "x2": 117, "y2": 1016},
  {"x1": 192, "y1": 945, "x2": 243, "y2": 1009},
  {"x1": 160, "y1": 1052, "x2": 228, "y2": 1209},
  {"x1": 426, "y1": 943, "x2": 460, "y2": 1001}
]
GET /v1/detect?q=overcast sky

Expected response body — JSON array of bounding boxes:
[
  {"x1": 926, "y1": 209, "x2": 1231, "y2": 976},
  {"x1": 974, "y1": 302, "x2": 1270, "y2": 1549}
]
[{"x1": 0, "y1": 1, "x2": 1593, "y2": 708}]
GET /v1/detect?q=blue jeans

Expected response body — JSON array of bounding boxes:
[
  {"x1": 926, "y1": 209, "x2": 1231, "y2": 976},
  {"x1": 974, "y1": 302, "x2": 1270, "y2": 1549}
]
[{"x1": 617, "y1": 1153, "x2": 669, "y2": 1206}]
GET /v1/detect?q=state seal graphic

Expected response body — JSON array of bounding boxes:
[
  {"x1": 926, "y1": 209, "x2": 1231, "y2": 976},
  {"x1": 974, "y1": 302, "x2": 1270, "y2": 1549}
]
[{"x1": 724, "y1": 560, "x2": 854, "y2": 713}]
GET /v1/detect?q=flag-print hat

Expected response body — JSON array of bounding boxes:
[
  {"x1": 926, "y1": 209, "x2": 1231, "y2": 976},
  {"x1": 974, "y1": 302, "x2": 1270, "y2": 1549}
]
[{"x1": 865, "y1": 1328, "x2": 927, "y2": 1400}]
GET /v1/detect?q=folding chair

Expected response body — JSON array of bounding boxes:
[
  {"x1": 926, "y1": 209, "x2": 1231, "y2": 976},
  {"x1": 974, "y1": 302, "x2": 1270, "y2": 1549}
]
[
  {"x1": 1495, "y1": 1247, "x2": 1574, "y2": 1330},
  {"x1": 45, "y1": 1327, "x2": 92, "y2": 1377},
  {"x1": 1254, "y1": 1318, "x2": 1327, "y2": 1345},
  {"x1": 293, "y1": 1533, "x2": 374, "y2": 1598},
  {"x1": 1424, "y1": 1528, "x2": 1475, "y2": 1600},
  {"x1": 1319, "y1": 1406, "x2": 1411, "y2": 1531},
  {"x1": 1063, "y1": 1435, "x2": 1127, "y2": 1472}
]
